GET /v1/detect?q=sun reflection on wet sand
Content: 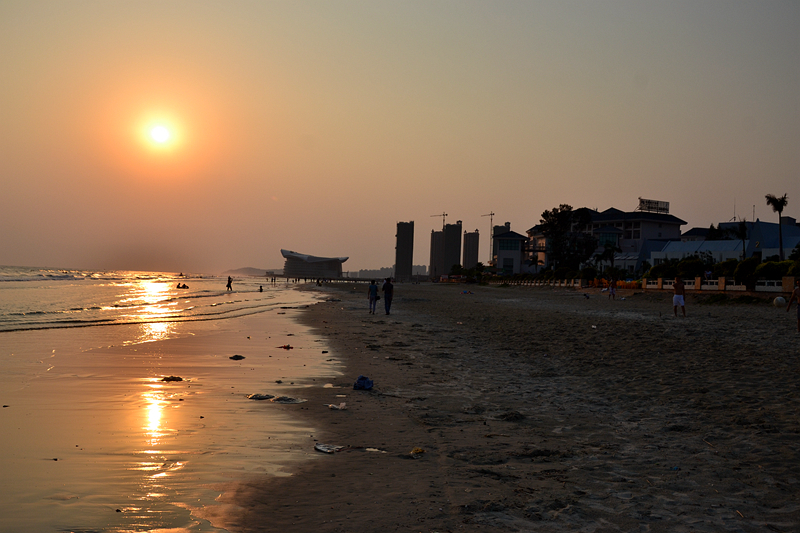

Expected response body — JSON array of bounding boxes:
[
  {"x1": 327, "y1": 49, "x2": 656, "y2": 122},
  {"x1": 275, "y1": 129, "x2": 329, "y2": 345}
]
[
  {"x1": 126, "y1": 380, "x2": 193, "y2": 528},
  {"x1": 143, "y1": 383, "x2": 167, "y2": 443}
]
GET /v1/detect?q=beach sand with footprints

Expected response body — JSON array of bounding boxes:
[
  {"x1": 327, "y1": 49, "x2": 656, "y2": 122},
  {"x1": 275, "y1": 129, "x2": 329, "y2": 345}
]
[{"x1": 218, "y1": 283, "x2": 799, "y2": 533}]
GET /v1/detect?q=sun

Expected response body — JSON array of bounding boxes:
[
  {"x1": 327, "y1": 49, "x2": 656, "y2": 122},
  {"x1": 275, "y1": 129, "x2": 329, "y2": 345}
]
[{"x1": 150, "y1": 125, "x2": 171, "y2": 144}]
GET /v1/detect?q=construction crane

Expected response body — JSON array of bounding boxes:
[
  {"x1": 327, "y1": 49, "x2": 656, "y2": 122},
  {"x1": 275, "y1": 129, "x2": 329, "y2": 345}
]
[
  {"x1": 481, "y1": 212, "x2": 495, "y2": 262},
  {"x1": 430, "y1": 212, "x2": 447, "y2": 229}
]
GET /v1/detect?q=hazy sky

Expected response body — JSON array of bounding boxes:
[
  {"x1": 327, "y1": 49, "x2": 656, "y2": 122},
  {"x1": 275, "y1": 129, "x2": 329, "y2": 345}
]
[{"x1": 1, "y1": 1, "x2": 798, "y2": 274}]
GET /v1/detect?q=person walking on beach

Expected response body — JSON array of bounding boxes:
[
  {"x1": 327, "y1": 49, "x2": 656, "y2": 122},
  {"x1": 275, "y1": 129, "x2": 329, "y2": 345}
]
[
  {"x1": 382, "y1": 277, "x2": 394, "y2": 315},
  {"x1": 226, "y1": 276, "x2": 233, "y2": 291},
  {"x1": 786, "y1": 279, "x2": 800, "y2": 332},
  {"x1": 673, "y1": 277, "x2": 686, "y2": 317},
  {"x1": 608, "y1": 277, "x2": 617, "y2": 300},
  {"x1": 367, "y1": 280, "x2": 379, "y2": 314}
]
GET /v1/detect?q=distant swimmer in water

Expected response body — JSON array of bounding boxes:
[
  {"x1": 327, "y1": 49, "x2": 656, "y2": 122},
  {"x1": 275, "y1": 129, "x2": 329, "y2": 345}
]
[{"x1": 226, "y1": 276, "x2": 233, "y2": 291}]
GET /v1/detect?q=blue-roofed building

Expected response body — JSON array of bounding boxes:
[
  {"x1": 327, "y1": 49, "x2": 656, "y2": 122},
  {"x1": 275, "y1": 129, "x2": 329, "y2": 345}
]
[
  {"x1": 651, "y1": 239, "x2": 744, "y2": 265},
  {"x1": 655, "y1": 217, "x2": 800, "y2": 265}
]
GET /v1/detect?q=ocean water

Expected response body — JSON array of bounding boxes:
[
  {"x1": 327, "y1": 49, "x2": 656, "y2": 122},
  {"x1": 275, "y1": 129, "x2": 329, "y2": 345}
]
[
  {"x1": 0, "y1": 266, "x2": 295, "y2": 334},
  {"x1": 0, "y1": 266, "x2": 338, "y2": 533}
]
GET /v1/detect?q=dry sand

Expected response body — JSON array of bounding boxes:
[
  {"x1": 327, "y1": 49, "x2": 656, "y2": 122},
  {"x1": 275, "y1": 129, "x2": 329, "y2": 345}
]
[{"x1": 218, "y1": 283, "x2": 800, "y2": 533}]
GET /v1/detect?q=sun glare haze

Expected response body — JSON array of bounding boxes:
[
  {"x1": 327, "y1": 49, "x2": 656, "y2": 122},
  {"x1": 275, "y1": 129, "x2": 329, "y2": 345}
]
[
  {"x1": 150, "y1": 125, "x2": 170, "y2": 144},
  {"x1": 0, "y1": 1, "x2": 796, "y2": 274},
  {"x1": 142, "y1": 120, "x2": 179, "y2": 150}
]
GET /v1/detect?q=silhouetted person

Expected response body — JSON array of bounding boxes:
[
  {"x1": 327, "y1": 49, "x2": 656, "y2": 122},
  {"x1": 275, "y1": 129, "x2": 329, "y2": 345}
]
[
  {"x1": 367, "y1": 280, "x2": 378, "y2": 314},
  {"x1": 226, "y1": 276, "x2": 233, "y2": 291},
  {"x1": 673, "y1": 277, "x2": 686, "y2": 317},
  {"x1": 382, "y1": 277, "x2": 394, "y2": 315}
]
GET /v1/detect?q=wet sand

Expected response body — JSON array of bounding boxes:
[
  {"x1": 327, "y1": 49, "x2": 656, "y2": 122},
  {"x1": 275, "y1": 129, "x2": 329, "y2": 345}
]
[
  {"x1": 221, "y1": 283, "x2": 800, "y2": 533},
  {"x1": 0, "y1": 304, "x2": 339, "y2": 533}
]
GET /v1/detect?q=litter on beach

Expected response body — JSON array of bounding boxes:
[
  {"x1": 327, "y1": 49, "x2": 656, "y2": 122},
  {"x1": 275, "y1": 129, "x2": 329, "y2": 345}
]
[
  {"x1": 247, "y1": 393, "x2": 275, "y2": 400},
  {"x1": 270, "y1": 396, "x2": 307, "y2": 404},
  {"x1": 353, "y1": 375, "x2": 373, "y2": 390},
  {"x1": 277, "y1": 344, "x2": 293, "y2": 349},
  {"x1": 326, "y1": 402, "x2": 347, "y2": 410},
  {"x1": 314, "y1": 443, "x2": 346, "y2": 454}
]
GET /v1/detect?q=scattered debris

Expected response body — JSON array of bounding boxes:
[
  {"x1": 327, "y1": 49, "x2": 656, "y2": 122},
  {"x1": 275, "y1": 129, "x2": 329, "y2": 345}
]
[
  {"x1": 326, "y1": 402, "x2": 347, "y2": 410},
  {"x1": 247, "y1": 394, "x2": 275, "y2": 400},
  {"x1": 497, "y1": 410, "x2": 525, "y2": 421},
  {"x1": 161, "y1": 376, "x2": 183, "y2": 382},
  {"x1": 353, "y1": 375, "x2": 374, "y2": 390},
  {"x1": 229, "y1": 355, "x2": 245, "y2": 360},
  {"x1": 410, "y1": 447, "x2": 426, "y2": 458},
  {"x1": 270, "y1": 396, "x2": 306, "y2": 404},
  {"x1": 315, "y1": 443, "x2": 346, "y2": 454},
  {"x1": 277, "y1": 344, "x2": 293, "y2": 350}
]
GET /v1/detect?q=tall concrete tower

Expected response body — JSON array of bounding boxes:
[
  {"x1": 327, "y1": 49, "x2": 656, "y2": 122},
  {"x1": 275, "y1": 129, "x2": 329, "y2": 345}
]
[
  {"x1": 394, "y1": 221, "x2": 414, "y2": 282},
  {"x1": 429, "y1": 230, "x2": 445, "y2": 279},
  {"x1": 443, "y1": 220, "x2": 463, "y2": 274},
  {"x1": 463, "y1": 229, "x2": 480, "y2": 270}
]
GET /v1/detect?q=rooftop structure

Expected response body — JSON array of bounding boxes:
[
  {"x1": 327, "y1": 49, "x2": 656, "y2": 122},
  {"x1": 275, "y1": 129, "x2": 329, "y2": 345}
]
[{"x1": 280, "y1": 249, "x2": 349, "y2": 279}]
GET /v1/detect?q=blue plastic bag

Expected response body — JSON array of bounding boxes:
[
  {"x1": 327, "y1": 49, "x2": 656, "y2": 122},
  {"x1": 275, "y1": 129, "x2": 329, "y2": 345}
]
[{"x1": 353, "y1": 375, "x2": 373, "y2": 390}]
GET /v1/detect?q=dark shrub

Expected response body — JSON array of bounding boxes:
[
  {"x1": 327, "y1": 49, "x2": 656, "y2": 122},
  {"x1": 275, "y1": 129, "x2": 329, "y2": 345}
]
[
  {"x1": 677, "y1": 257, "x2": 705, "y2": 279},
  {"x1": 754, "y1": 261, "x2": 794, "y2": 280},
  {"x1": 733, "y1": 257, "x2": 760, "y2": 287},
  {"x1": 646, "y1": 262, "x2": 677, "y2": 280},
  {"x1": 713, "y1": 259, "x2": 738, "y2": 278},
  {"x1": 580, "y1": 266, "x2": 597, "y2": 280},
  {"x1": 553, "y1": 267, "x2": 571, "y2": 280}
]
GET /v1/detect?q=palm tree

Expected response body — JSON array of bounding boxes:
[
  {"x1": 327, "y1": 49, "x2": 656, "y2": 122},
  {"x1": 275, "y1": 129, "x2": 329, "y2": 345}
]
[{"x1": 765, "y1": 193, "x2": 789, "y2": 260}]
